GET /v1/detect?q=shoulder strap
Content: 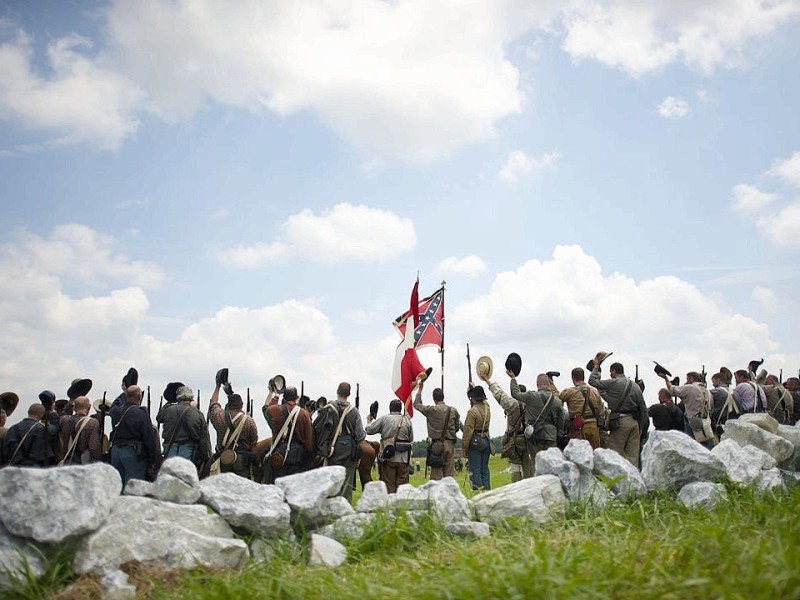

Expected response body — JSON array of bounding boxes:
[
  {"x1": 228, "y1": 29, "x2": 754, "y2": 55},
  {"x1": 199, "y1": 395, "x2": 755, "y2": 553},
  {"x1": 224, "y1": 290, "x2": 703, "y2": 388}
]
[
  {"x1": 328, "y1": 404, "x2": 353, "y2": 457},
  {"x1": 532, "y1": 392, "x2": 553, "y2": 425},
  {"x1": 221, "y1": 411, "x2": 247, "y2": 450},
  {"x1": 267, "y1": 405, "x2": 301, "y2": 457},
  {"x1": 59, "y1": 416, "x2": 91, "y2": 466},
  {"x1": 110, "y1": 406, "x2": 135, "y2": 445},
  {"x1": 580, "y1": 386, "x2": 600, "y2": 419},
  {"x1": 164, "y1": 404, "x2": 192, "y2": 448},
  {"x1": 439, "y1": 406, "x2": 453, "y2": 440},
  {"x1": 8, "y1": 421, "x2": 44, "y2": 464}
]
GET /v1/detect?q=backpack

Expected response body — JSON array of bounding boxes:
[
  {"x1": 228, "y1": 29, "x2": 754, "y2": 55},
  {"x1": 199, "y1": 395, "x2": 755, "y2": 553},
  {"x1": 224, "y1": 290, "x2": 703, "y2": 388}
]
[{"x1": 313, "y1": 404, "x2": 341, "y2": 462}]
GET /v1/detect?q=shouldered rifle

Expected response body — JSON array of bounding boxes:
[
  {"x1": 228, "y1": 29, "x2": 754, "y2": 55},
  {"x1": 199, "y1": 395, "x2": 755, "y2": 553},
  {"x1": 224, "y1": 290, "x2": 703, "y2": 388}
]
[
  {"x1": 355, "y1": 383, "x2": 360, "y2": 410},
  {"x1": 701, "y1": 365, "x2": 707, "y2": 384},
  {"x1": 779, "y1": 369, "x2": 783, "y2": 384},
  {"x1": 147, "y1": 385, "x2": 151, "y2": 417},
  {"x1": 635, "y1": 364, "x2": 639, "y2": 381},
  {"x1": 247, "y1": 387, "x2": 252, "y2": 417},
  {"x1": 466, "y1": 343, "x2": 473, "y2": 384}
]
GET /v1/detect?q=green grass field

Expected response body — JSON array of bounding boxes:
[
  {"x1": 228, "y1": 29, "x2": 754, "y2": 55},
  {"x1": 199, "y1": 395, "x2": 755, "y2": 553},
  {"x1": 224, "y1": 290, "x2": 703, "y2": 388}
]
[{"x1": 5, "y1": 456, "x2": 799, "y2": 600}]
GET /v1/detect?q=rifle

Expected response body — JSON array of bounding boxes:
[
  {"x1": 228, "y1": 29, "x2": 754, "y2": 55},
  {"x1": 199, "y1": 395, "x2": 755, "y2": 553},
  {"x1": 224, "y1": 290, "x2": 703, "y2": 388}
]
[
  {"x1": 301, "y1": 381, "x2": 305, "y2": 401},
  {"x1": 466, "y1": 343, "x2": 473, "y2": 384},
  {"x1": 779, "y1": 369, "x2": 783, "y2": 384},
  {"x1": 247, "y1": 387, "x2": 252, "y2": 417},
  {"x1": 146, "y1": 385, "x2": 151, "y2": 417},
  {"x1": 635, "y1": 364, "x2": 639, "y2": 381},
  {"x1": 355, "y1": 383, "x2": 360, "y2": 410},
  {"x1": 701, "y1": 365, "x2": 707, "y2": 385},
  {"x1": 157, "y1": 395, "x2": 164, "y2": 435}
]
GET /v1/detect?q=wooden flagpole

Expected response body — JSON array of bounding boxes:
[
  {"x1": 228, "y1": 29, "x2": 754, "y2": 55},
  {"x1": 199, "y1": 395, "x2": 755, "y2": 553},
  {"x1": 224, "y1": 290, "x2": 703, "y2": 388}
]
[{"x1": 440, "y1": 280, "x2": 446, "y2": 392}]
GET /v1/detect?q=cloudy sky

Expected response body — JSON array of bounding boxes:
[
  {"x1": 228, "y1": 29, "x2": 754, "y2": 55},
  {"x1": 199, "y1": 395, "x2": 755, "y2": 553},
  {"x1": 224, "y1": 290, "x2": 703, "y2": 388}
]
[{"x1": 1, "y1": 0, "x2": 799, "y2": 440}]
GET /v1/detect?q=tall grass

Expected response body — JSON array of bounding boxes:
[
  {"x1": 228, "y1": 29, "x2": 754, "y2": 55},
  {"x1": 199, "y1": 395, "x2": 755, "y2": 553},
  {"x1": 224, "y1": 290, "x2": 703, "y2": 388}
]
[{"x1": 152, "y1": 483, "x2": 800, "y2": 600}]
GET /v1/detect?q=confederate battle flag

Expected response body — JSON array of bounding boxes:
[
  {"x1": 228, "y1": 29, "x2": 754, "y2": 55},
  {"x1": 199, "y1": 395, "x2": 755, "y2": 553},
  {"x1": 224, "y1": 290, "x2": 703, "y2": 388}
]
[{"x1": 391, "y1": 279, "x2": 443, "y2": 416}]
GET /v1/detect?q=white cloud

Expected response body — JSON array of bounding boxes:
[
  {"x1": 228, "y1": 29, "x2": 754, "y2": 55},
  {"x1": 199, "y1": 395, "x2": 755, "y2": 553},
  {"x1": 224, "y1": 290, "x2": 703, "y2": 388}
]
[
  {"x1": 751, "y1": 286, "x2": 779, "y2": 313},
  {"x1": 498, "y1": 150, "x2": 560, "y2": 184},
  {"x1": 732, "y1": 183, "x2": 778, "y2": 212},
  {"x1": 450, "y1": 245, "x2": 780, "y2": 381},
  {"x1": 560, "y1": 0, "x2": 800, "y2": 76},
  {"x1": 103, "y1": 0, "x2": 537, "y2": 162},
  {"x1": 437, "y1": 255, "x2": 487, "y2": 277},
  {"x1": 657, "y1": 96, "x2": 689, "y2": 119},
  {"x1": 0, "y1": 30, "x2": 143, "y2": 150},
  {"x1": 768, "y1": 151, "x2": 800, "y2": 188},
  {"x1": 756, "y1": 202, "x2": 800, "y2": 248},
  {"x1": 216, "y1": 203, "x2": 415, "y2": 268}
]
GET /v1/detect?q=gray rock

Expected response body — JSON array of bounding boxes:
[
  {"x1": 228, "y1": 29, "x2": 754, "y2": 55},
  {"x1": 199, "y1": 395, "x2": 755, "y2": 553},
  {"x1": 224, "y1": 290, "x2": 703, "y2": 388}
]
[
  {"x1": 743, "y1": 444, "x2": 777, "y2": 470},
  {"x1": 535, "y1": 447, "x2": 610, "y2": 508},
  {"x1": 98, "y1": 568, "x2": 137, "y2": 600},
  {"x1": 534, "y1": 448, "x2": 580, "y2": 494},
  {"x1": 781, "y1": 470, "x2": 800, "y2": 488},
  {"x1": 308, "y1": 534, "x2": 347, "y2": 568},
  {"x1": 710, "y1": 439, "x2": 761, "y2": 485},
  {"x1": 249, "y1": 538, "x2": 276, "y2": 564},
  {"x1": 318, "y1": 513, "x2": 378, "y2": 542},
  {"x1": 296, "y1": 496, "x2": 355, "y2": 530},
  {"x1": 275, "y1": 466, "x2": 347, "y2": 513},
  {"x1": 472, "y1": 475, "x2": 566, "y2": 525},
  {"x1": 199, "y1": 473, "x2": 291, "y2": 539},
  {"x1": 738, "y1": 413, "x2": 779, "y2": 434},
  {"x1": 158, "y1": 456, "x2": 200, "y2": 488},
  {"x1": 73, "y1": 496, "x2": 248, "y2": 574},
  {"x1": 0, "y1": 525, "x2": 45, "y2": 589},
  {"x1": 721, "y1": 421, "x2": 794, "y2": 464},
  {"x1": 678, "y1": 482, "x2": 727, "y2": 509},
  {"x1": 593, "y1": 448, "x2": 647, "y2": 500},
  {"x1": 123, "y1": 478, "x2": 155, "y2": 497},
  {"x1": 392, "y1": 477, "x2": 471, "y2": 523},
  {"x1": 445, "y1": 521, "x2": 491, "y2": 538},
  {"x1": 0, "y1": 463, "x2": 121, "y2": 543},
  {"x1": 148, "y1": 473, "x2": 201, "y2": 505},
  {"x1": 641, "y1": 430, "x2": 727, "y2": 491},
  {"x1": 755, "y1": 468, "x2": 785, "y2": 492},
  {"x1": 563, "y1": 438, "x2": 594, "y2": 471},
  {"x1": 775, "y1": 425, "x2": 800, "y2": 470},
  {"x1": 355, "y1": 480, "x2": 390, "y2": 512}
]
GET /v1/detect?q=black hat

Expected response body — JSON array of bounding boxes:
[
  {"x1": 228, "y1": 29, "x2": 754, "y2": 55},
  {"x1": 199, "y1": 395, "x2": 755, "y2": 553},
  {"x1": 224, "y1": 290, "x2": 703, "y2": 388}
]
[
  {"x1": 369, "y1": 400, "x2": 379, "y2": 419},
  {"x1": 671, "y1": 376, "x2": 680, "y2": 386},
  {"x1": 163, "y1": 381, "x2": 185, "y2": 404},
  {"x1": 505, "y1": 353, "x2": 522, "y2": 377},
  {"x1": 748, "y1": 358, "x2": 764, "y2": 375},
  {"x1": 38, "y1": 390, "x2": 56, "y2": 407},
  {"x1": 467, "y1": 385, "x2": 487, "y2": 401},
  {"x1": 216, "y1": 368, "x2": 229, "y2": 385},
  {"x1": 283, "y1": 387, "x2": 299, "y2": 403},
  {"x1": 546, "y1": 371, "x2": 560, "y2": 379},
  {"x1": 67, "y1": 378, "x2": 92, "y2": 400},
  {"x1": 653, "y1": 361, "x2": 672, "y2": 378},
  {"x1": 122, "y1": 367, "x2": 138, "y2": 388},
  {"x1": 0, "y1": 391, "x2": 19, "y2": 417}
]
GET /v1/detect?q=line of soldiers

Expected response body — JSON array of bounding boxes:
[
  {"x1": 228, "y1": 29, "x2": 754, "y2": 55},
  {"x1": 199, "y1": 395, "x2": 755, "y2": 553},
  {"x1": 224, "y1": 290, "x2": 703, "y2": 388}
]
[
  {"x1": 468, "y1": 351, "x2": 800, "y2": 478},
  {"x1": 0, "y1": 367, "x2": 412, "y2": 503}
]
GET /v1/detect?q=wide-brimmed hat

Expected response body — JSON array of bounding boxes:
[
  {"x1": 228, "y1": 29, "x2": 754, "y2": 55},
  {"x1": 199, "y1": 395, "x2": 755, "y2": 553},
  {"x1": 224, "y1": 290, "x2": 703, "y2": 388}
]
[
  {"x1": 587, "y1": 351, "x2": 612, "y2": 371},
  {"x1": 467, "y1": 385, "x2": 487, "y2": 401},
  {"x1": 653, "y1": 361, "x2": 672, "y2": 378},
  {"x1": 369, "y1": 400, "x2": 379, "y2": 419},
  {"x1": 216, "y1": 368, "x2": 229, "y2": 385},
  {"x1": 0, "y1": 391, "x2": 19, "y2": 417},
  {"x1": 163, "y1": 382, "x2": 185, "y2": 404},
  {"x1": 122, "y1": 367, "x2": 138, "y2": 388},
  {"x1": 93, "y1": 397, "x2": 112, "y2": 412},
  {"x1": 55, "y1": 399, "x2": 70, "y2": 412},
  {"x1": 476, "y1": 356, "x2": 493, "y2": 379},
  {"x1": 67, "y1": 378, "x2": 92, "y2": 400},
  {"x1": 505, "y1": 353, "x2": 522, "y2": 377}
]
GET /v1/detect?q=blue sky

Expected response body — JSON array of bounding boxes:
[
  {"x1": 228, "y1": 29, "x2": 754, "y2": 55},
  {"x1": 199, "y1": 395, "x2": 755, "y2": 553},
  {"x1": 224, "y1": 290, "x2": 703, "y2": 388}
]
[{"x1": 1, "y1": 0, "x2": 799, "y2": 440}]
